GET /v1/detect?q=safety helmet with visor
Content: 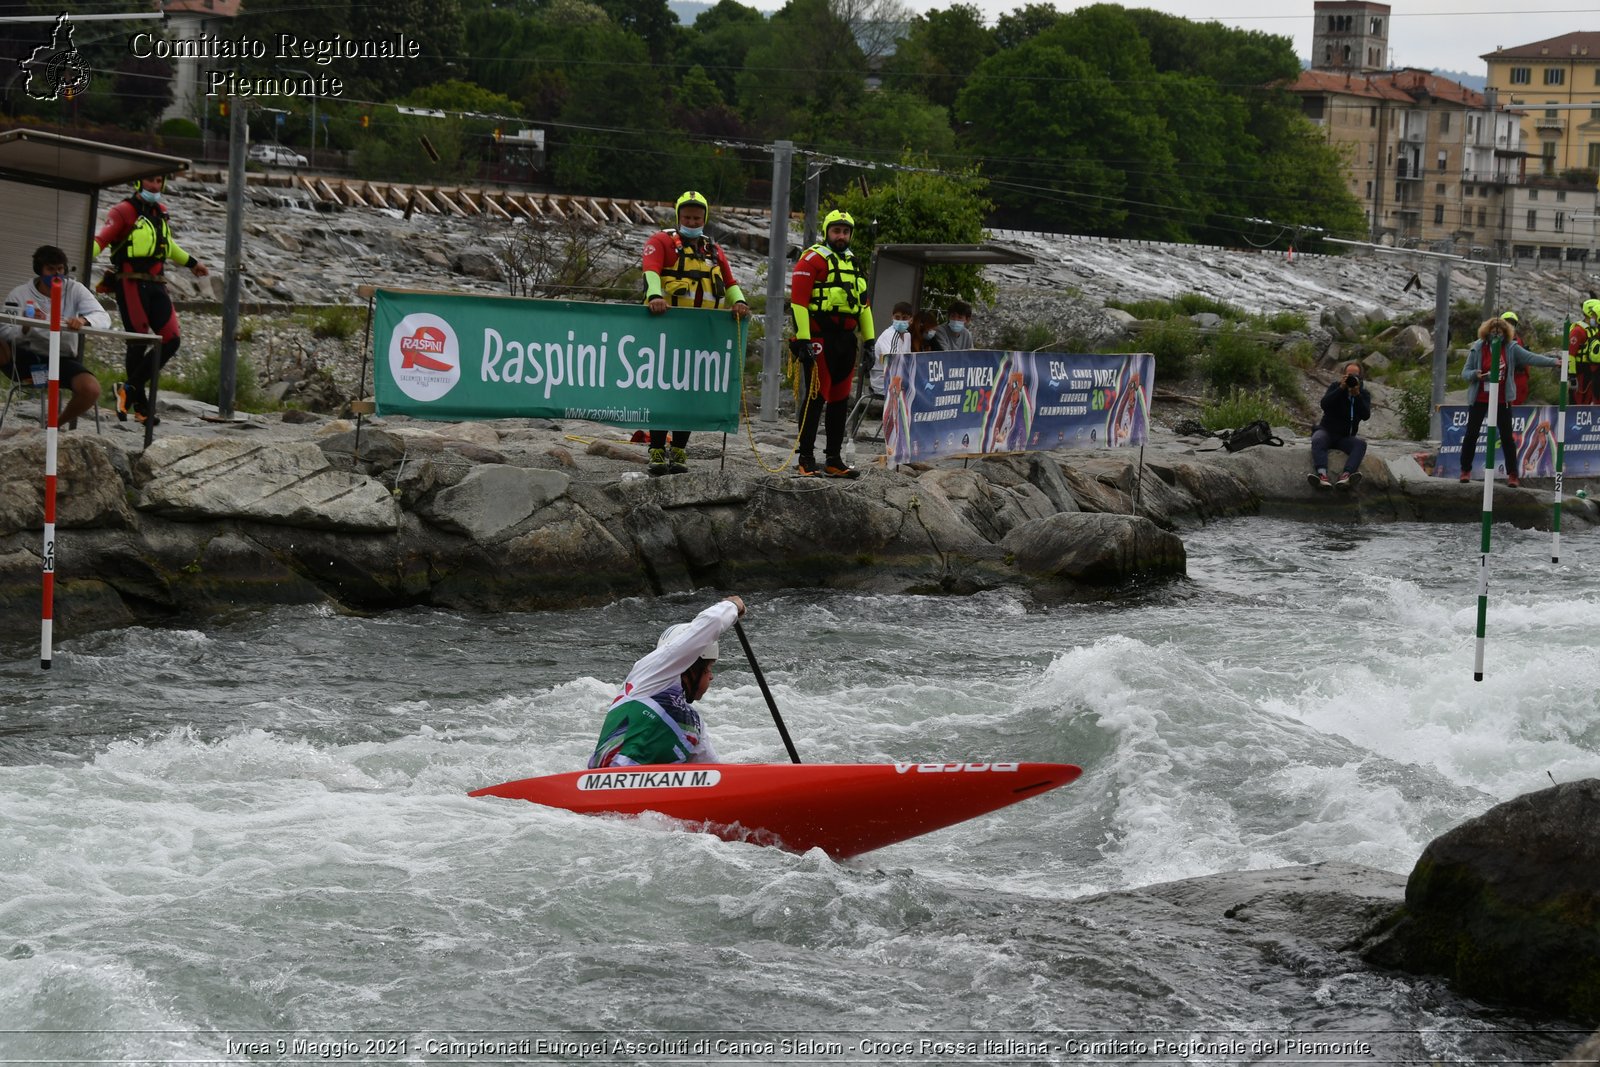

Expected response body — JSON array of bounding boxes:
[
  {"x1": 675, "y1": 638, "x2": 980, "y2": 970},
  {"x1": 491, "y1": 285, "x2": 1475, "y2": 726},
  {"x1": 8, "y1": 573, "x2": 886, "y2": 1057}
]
[{"x1": 1584, "y1": 299, "x2": 1600, "y2": 322}]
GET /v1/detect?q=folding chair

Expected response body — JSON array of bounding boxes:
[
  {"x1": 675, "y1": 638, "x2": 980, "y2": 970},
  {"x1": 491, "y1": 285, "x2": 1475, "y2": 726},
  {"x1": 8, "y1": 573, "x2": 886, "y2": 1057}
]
[
  {"x1": 846, "y1": 356, "x2": 885, "y2": 442},
  {"x1": 0, "y1": 358, "x2": 102, "y2": 433}
]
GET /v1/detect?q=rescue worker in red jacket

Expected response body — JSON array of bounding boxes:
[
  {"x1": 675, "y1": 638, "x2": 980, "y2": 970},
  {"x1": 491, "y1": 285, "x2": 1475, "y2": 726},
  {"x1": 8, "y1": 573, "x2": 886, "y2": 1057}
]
[
  {"x1": 1568, "y1": 299, "x2": 1600, "y2": 407},
  {"x1": 640, "y1": 190, "x2": 749, "y2": 476},
  {"x1": 92, "y1": 174, "x2": 208, "y2": 424},
  {"x1": 788, "y1": 209, "x2": 874, "y2": 478}
]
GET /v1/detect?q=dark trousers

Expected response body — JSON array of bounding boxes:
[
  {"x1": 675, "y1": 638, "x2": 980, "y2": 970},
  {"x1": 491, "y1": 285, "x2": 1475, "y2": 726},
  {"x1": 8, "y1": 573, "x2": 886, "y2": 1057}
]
[
  {"x1": 1460, "y1": 400, "x2": 1518, "y2": 479},
  {"x1": 1310, "y1": 428, "x2": 1366, "y2": 474},
  {"x1": 114, "y1": 277, "x2": 181, "y2": 401},
  {"x1": 648, "y1": 430, "x2": 689, "y2": 450}
]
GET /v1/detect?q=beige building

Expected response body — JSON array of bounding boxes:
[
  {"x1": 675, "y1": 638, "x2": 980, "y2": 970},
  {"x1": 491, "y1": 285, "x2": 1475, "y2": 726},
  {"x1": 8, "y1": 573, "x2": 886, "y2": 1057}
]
[
  {"x1": 1290, "y1": 68, "x2": 1528, "y2": 252},
  {"x1": 1481, "y1": 32, "x2": 1600, "y2": 179}
]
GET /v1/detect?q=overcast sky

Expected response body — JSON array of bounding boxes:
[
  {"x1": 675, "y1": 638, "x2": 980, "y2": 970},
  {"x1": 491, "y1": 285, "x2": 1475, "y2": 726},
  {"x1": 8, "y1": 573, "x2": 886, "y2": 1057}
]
[{"x1": 859, "y1": 1, "x2": 1598, "y2": 79}]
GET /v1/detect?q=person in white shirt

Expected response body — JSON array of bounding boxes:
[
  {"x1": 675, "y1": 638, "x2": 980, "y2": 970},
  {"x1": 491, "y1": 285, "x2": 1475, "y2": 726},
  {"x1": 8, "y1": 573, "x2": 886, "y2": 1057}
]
[
  {"x1": 870, "y1": 300, "x2": 914, "y2": 394},
  {"x1": 0, "y1": 245, "x2": 110, "y2": 425}
]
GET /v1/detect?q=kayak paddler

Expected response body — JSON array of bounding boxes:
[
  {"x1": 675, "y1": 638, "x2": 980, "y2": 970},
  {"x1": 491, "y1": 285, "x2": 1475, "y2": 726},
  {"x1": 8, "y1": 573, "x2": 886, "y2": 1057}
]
[{"x1": 587, "y1": 596, "x2": 745, "y2": 768}]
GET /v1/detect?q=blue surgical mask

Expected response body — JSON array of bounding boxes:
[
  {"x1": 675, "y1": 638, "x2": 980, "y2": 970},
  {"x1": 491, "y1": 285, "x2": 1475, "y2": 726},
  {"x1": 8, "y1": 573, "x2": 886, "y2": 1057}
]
[
  {"x1": 892, "y1": 320, "x2": 910, "y2": 334},
  {"x1": 923, "y1": 330, "x2": 937, "y2": 341},
  {"x1": 37, "y1": 273, "x2": 64, "y2": 289},
  {"x1": 679, "y1": 226, "x2": 704, "y2": 239},
  {"x1": 950, "y1": 320, "x2": 967, "y2": 333},
  {"x1": 138, "y1": 189, "x2": 162, "y2": 204}
]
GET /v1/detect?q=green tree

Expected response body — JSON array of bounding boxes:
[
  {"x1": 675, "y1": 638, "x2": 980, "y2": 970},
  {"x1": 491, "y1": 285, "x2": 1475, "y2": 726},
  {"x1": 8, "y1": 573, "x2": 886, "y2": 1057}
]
[
  {"x1": 881, "y1": 3, "x2": 995, "y2": 113},
  {"x1": 354, "y1": 80, "x2": 521, "y2": 183},
  {"x1": 735, "y1": 0, "x2": 866, "y2": 141},
  {"x1": 679, "y1": 0, "x2": 769, "y2": 105},
  {"x1": 993, "y1": 3, "x2": 1061, "y2": 49},
  {"x1": 831, "y1": 154, "x2": 995, "y2": 304}
]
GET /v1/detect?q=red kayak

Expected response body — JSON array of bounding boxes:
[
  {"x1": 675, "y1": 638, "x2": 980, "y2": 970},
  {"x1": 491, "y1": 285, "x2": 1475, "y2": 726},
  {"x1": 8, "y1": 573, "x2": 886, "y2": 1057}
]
[{"x1": 468, "y1": 761, "x2": 1082, "y2": 859}]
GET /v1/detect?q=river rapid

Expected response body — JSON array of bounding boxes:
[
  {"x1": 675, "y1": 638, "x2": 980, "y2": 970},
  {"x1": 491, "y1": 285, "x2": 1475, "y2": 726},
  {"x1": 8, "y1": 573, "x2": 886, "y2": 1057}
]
[{"x1": 2, "y1": 518, "x2": 1597, "y2": 1065}]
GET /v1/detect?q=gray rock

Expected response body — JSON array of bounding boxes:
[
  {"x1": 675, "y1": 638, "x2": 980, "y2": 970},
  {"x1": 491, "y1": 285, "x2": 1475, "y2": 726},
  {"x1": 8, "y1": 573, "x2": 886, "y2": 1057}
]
[
  {"x1": 133, "y1": 438, "x2": 399, "y2": 533},
  {"x1": 1190, "y1": 312, "x2": 1223, "y2": 329},
  {"x1": 1358, "y1": 779, "x2": 1600, "y2": 1024},
  {"x1": 1001, "y1": 511, "x2": 1186, "y2": 584},
  {"x1": 1390, "y1": 324, "x2": 1434, "y2": 361},
  {"x1": 416, "y1": 465, "x2": 570, "y2": 541},
  {"x1": 0, "y1": 438, "x2": 136, "y2": 535}
]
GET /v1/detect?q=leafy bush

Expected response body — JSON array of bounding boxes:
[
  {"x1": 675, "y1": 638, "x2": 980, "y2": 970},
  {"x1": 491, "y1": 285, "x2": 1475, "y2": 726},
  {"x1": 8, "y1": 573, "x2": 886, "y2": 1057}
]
[
  {"x1": 1201, "y1": 325, "x2": 1297, "y2": 395},
  {"x1": 171, "y1": 345, "x2": 267, "y2": 412},
  {"x1": 310, "y1": 305, "x2": 366, "y2": 340},
  {"x1": 1106, "y1": 297, "x2": 1176, "y2": 320},
  {"x1": 158, "y1": 117, "x2": 201, "y2": 139},
  {"x1": 1259, "y1": 310, "x2": 1309, "y2": 333},
  {"x1": 1200, "y1": 387, "x2": 1289, "y2": 432},
  {"x1": 1397, "y1": 374, "x2": 1432, "y2": 441},
  {"x1": 1172, "y1": 292, "x2": 1247, "y2": 321},
  {"x1": 1125, "y1": 317, "x2": 1199, "y2": 379}
]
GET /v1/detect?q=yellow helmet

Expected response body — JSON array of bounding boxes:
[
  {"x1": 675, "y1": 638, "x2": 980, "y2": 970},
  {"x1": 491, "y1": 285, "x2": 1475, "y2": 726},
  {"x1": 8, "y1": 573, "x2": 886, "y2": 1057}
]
[
  {"x1": 823, "y1": 208, "x2": 855, "y2": 230},
  {"x1": 675, "y1": 190, "x2": 709, "y2": 220},
  {"x1": 1500, "y1": 311, "x2": 1518, "y2": 324},
  {"x1": 1583, "y1": 298, "x2": 1600, "y2": 321}
]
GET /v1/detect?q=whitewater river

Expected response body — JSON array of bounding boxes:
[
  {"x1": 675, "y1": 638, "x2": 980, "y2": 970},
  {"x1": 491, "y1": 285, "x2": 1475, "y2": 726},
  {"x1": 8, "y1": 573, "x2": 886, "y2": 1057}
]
[{"x1": 2, "y1": 518, "x2": 1596, "y2": 1065}]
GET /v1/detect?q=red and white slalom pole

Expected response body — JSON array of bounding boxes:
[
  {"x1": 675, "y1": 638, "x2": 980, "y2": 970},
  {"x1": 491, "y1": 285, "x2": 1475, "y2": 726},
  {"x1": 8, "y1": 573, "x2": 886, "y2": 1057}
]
[{"x1": 40, "y1": 277, "x2": 62, "y2": 670}]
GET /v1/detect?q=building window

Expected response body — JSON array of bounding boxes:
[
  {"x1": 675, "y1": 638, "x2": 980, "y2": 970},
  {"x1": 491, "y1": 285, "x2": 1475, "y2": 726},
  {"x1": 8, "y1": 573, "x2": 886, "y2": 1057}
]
[
  {"x1": 1543, "y1": 142, "x2": 1557, "y2": 174},
  {"x1": 1589, "y1": 143, "x2": 1600, "y2": 168},
  {"x1": 1365, "y1": 180, "x2": 1373, "y2": 198},
  {"x1": 1556, "y1": 212, "x2": 1566, "y2": 232},
  {"x1": 1558, "y1": 190, "x2": 1567, "y2": 202},
  {"x1": 1545, "y1": 68, "x2": 1565, "y2": 86},
  {"x1": 1343, "y1": 45, "x2": 1352, "y2": 66},
  {"x1": 1529, "y1": 189, "x2": 1539, "y2": 200},
  {"x1": 1370, "y1": 106, "x2": 1378, "y2": 127},
  {"x1": 1511, "y1": 67, "x2": 1531, "y2": 84},
  {"x1": 1591, "y1": 109, "x2": 1600, "y2": 123},
  {"x1": 1478, "y1": 208, "x2": 1487, "y2": 226},
  {"x1": 1528, "y1": 210, "x2": 1538, "y2": 230},
  {"x1": 1435, "y1": 182, "x2": 1446, "y2": 194},
  {"x1": 1437, "y1": 150, "x2": 1448, "y2": 172},
  {"x1": 1371, "y1": 17, "x2": 1383, "y2": 34},
  {"x1": 1325, "y1": 44, "x2": 1332, "y2": 65},
  {"x1": 1369, "y1": 144, "x2": 1375, "y2": 164},
  {"x1": 1440, "y1": 112, "x2": 1451, "y2": 134},
  {"x1": 1434, "y1": 204, "x2": 1445, "y2": 224},
  {"x1": 1463, "y1": 207, "x2": 1472, "y2": 226}
]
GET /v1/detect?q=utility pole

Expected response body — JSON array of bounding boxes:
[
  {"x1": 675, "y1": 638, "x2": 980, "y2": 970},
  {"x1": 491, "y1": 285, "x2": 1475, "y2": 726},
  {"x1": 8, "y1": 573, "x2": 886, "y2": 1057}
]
[
  {"x1": 802, "y1": 158, "x2": 822, "y2": 251},
  {"x1": 760, "y1": 141, "x2": 793, "y2": 423},
  {"x1": 218, "y1": 98, "x2": 246, "y2": 419},
  {"x1": 1431, "y1": 256, "x2": 1450, "y2": 439}
]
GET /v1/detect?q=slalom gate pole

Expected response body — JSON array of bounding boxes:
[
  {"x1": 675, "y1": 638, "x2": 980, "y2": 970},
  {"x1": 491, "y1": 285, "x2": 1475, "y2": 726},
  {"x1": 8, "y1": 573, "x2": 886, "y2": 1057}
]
[
  {"x1": 40, "y1": 278, "x2": 63, "y2": 670},
  {"x1": 732, "y1": 620, "x2": 801, "y2": 764},
  {"x1": 1473, "y1": 333, "x2": 1502, "y2": 682},
  {"x1": 1552, "y1": 321, "x2": 1570, "y2": 563}
]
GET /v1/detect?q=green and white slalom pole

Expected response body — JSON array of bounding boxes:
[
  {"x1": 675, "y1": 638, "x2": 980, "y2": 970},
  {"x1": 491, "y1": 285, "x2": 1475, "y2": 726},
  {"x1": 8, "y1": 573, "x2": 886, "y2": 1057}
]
[
  {"x1": 1474, "y1": 333, "x2": 1502, "y2": 682},
  {"x1": 1552, "y1": 318, "x2": 1571, "y2": 563}
]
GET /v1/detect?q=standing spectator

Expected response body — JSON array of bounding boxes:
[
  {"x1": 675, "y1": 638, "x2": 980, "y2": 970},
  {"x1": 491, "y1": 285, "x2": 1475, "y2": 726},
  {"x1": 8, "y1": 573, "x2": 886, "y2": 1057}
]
[
  {"x1": 1567, "y1": 299, "x2": 1600, "y2": 407},
  {"x1": 1458, "y1": 318, "x2": 1561, "y2": 487},
  {"x1": 930, "y1": 299, "x2": 975, "y2": 351},
  {"x1": 640, "y1": 190, "x2": 750, "y2": 476},
  {"x1": 1308, "y1": 361, "x2": 1371, "y2": 490},
  {"x1": 92, "y1": 173, "x2": 208, "y2": 425},
  {"x1": 0, "y1": 245, "x2": 109, "y2": 425},
  {"x1": 789, "y1": 209, "x2": 874, "y2": 478},
  {"x1": 1500, "y1": 311, "x2": 1530, "y2": 405}
]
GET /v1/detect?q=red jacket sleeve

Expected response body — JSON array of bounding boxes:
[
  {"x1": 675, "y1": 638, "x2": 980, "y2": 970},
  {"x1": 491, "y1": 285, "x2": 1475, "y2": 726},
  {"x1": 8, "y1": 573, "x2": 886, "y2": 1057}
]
[
  {"x1": 641, "y1": 231, "x2": 675, "y2": 276},
  {"x1": 93, "y1": 201, "x2": 137, "y2": 257},
  {"x1": 1571, "y1": 325, "x2": 1589, "y2": 357},
  {"x1": 714, "y1": 244, "x2": 739, "y2": 291},
  {"x1": 789, "y1": 250, "x2": 825, "y2": 309}
]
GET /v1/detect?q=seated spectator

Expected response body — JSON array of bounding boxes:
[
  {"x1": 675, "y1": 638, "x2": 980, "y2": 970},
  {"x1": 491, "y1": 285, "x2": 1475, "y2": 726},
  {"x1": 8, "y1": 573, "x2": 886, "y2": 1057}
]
[
  {"x1": 0, "y1": 245, "x2": 109, "y2": 425},
  {"x1": 931, "y1": 299, "x2": 975, "y2": 351},
  {"x1": 1307, "y1": 361, "x2": 1370, "y2": 490},
  {"x1": 911, "y1": 308, "x2": 942, "y2": 352},
  {"x1": 870, "y1": 301, "x2": 914, "y2": 393}
]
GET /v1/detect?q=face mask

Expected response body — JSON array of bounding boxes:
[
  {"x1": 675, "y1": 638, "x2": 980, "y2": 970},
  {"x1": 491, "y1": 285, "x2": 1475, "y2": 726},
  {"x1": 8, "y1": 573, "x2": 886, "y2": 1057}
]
[
  {"x1": 138, "y1": 189, "x2": 162, "y2": 204},
  {"x1": 892, "y1": 320, "x2": 910, "y2": 334},
  {"x1": 949, "y1": 320, "x2": 967, "y2": 333},
  {"x1": 923, "y1": 330, "x2": 937, "y2": 341},
  {"x1": 679, "y1": 225, "x2": 704, "y2": 239},
  {"x1": 37, "y1": 273, "x2": 64, "y2": 289}
]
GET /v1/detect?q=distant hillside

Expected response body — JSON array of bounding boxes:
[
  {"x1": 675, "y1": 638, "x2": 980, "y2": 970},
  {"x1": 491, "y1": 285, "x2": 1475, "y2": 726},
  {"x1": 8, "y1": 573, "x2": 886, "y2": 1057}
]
[
  {"x1": 1433, "y1": 68, "x2": 1487, "y2": 91},
  {"x1": 669, "y1": 0, "x2": 714, "y2": 25}
]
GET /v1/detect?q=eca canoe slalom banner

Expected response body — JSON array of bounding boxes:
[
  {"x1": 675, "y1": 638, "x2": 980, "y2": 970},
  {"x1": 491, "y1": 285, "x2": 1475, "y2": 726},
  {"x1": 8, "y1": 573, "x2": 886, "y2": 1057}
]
[
  {"x1": 372, "y1": 289, "x2": 742, "y2": 429},
  {"x1": 881, "y1": 350, "x2": 1154, "y2": 464},
  {"x1": 1433, "y1": 404, "x2": 1600, "y2": 478}
]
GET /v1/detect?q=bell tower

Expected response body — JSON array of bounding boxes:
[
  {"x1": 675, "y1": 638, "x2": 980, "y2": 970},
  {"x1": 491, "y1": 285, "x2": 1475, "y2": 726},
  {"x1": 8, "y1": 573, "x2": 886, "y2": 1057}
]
[{"x1": 1312, "y1": 1, "x2": 1391, "y2": 73}]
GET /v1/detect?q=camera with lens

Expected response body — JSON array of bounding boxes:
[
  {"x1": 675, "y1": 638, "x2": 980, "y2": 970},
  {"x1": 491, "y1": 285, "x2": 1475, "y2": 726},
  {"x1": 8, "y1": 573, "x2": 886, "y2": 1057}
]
[{"x1": 1344, "y1": 373, "x2": 1361, "y2": 390}]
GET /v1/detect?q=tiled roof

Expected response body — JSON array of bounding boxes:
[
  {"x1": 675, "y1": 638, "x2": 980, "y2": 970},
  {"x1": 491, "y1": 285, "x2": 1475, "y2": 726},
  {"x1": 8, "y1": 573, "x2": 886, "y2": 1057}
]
[
  {"x1": 1287, "y1": 68, "x2": 1485, "y2": 107},
  {"x1": 1481, "y1": 32, "x2": 1600, "y2": 62}
]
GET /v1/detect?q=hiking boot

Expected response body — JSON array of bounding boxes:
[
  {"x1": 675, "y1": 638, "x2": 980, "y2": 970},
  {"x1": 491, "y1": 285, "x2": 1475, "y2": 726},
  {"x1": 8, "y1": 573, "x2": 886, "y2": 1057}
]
[
  {"x1": 647, "y1": 447, "x2": 668, "y2": 477},
  {"x1": 1459, "y1": 472, "x2": 1471, "y2": 483},
  {"x1": 824, "y1": 457, "x2": 860, "y2": 480},
  {"x1": 668, "y1": 446, "x2": 688, "y2": 474},
  {"x1": 796, "y1": 455, "x2": 821, "y2": 477},
  {"x1": 1506, "y1": 475, "x2": 1520, "y2": 488},
  {"x1": 112, "y1": 382, "x2": 129, "y2": 422}
]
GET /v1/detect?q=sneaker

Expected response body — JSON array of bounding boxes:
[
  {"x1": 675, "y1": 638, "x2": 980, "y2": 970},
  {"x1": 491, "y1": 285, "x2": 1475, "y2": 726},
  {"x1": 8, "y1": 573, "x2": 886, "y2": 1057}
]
[
  {"x1": 668, "y1": 446, "x2": 688, "y2": 475},
  {"x1": 824, "y1": 457, "x2": 860, "y2": 479},
  {"x1": 1459, "y1": 473, "x2": 1471, "y2": 483},
  {"x1": 1315, "y1": 473, "x2": 1332, "y2": 489},
  {"x1": 112, "y1": 382, "x2": 129, "y2": 422},
  {"x1": 1506, "y1": 475, "x2": 1520, "y2": 488},
  {"x1": 796, "y1": 455, "x2": 821, "y2": 477},
  {"x1": 1306, "y1": 472, "x2": 1323, "y2": 489},
  {"x1": 1335, "y1": 472, "x2": 1352, "y2": 489},
  {"x1": 646, "y1": 447, "x2": 668, "y2": 477}
]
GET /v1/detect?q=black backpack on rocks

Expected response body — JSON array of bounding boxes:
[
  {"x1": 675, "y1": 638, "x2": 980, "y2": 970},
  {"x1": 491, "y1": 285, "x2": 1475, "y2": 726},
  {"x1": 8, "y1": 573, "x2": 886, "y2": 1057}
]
[{"x1": 1218, "y1": 420, "x2": 1285, "y2": 452}]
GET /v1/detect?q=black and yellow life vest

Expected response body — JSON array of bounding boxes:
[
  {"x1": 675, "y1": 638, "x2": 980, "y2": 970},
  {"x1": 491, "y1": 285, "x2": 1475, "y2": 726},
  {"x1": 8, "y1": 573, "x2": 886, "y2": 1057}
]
[
  {"x1": 658, "y1": 233, "x2": 727, "y2": 308},
  {"x1": 805, "y1": 245, "x2": 866, "y2": 316},
  {"x1": 110, "y1": 200, "x2": 173, "y2": 276}
]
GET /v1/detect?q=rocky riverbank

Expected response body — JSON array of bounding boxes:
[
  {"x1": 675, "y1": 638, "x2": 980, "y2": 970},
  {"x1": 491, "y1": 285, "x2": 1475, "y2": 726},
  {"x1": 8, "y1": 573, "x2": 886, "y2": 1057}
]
[{"x1": 2, "y1": 399, "x2": 1594, "y2": 643}]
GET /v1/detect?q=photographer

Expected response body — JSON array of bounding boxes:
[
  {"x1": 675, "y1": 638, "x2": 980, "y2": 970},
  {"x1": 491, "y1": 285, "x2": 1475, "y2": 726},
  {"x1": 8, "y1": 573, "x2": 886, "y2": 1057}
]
[{"x1": 1308, "y1": 361, "x2": 1371, "y2": 489}]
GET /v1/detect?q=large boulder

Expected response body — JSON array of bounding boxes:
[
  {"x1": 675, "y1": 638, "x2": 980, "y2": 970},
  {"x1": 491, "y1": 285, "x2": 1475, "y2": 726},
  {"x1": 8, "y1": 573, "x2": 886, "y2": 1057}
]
[
  {"x1": 1358, "y1": 779, "x2": 1600, "y2": 1024},
  {"x1": 1000, "y1": 512, "x2": 1186, "y2": 585}
]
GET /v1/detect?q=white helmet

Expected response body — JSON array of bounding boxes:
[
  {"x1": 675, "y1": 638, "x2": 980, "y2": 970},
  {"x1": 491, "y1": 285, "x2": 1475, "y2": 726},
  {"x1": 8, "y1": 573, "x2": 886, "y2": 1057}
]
[{"x1": 657, "y1": 623, "x2": 718, "y2": 661}]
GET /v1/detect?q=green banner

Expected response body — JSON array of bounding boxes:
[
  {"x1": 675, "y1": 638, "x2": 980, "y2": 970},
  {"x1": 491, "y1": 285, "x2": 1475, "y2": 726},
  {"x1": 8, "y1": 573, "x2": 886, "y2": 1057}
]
[{"x1": 372, "y1": 289, "x2": 744, "y2": 430}]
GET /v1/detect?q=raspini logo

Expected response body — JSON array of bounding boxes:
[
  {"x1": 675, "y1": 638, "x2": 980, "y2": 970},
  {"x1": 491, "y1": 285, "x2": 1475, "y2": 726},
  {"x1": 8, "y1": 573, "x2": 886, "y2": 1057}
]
[
  {"x1": 20, "y1": 13, "x2": 93, "y2": 103},
  {"x1": 389, "y1": 313, "x2": 461, "y2": 403}
]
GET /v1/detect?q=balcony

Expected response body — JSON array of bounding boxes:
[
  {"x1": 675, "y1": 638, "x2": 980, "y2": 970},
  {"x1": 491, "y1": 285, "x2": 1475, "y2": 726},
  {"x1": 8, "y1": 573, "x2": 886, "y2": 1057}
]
[{"x1": 1534, "y1": 115, "x2": 1567, "y2": 133}]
